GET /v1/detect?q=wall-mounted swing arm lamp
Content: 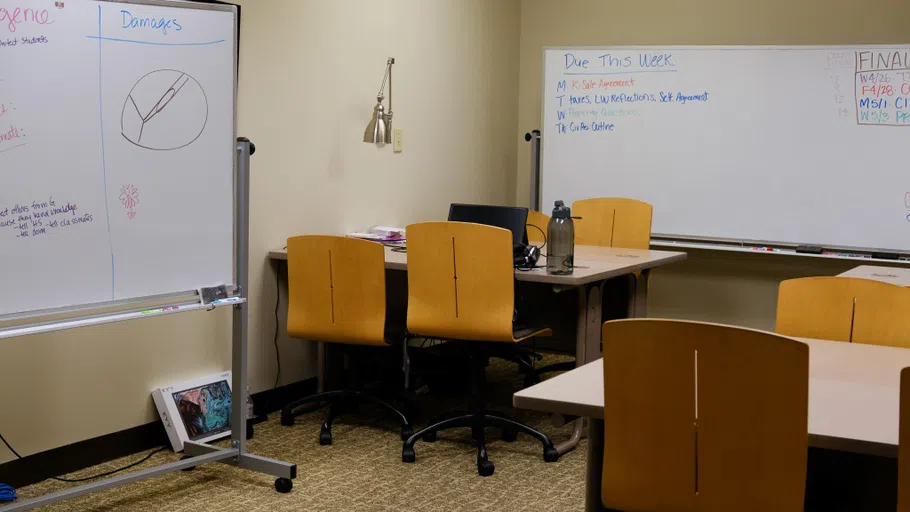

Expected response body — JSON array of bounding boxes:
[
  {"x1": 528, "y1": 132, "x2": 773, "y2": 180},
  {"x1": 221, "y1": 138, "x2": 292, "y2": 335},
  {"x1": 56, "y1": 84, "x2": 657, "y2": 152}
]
[{"x1": 363, "y1": 57, "x2": 395, "y2": 144}]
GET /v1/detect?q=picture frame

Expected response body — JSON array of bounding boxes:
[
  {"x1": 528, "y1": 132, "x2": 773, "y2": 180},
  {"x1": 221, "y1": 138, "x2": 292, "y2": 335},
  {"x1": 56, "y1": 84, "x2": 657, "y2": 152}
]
[{"x1": 151, "y1": 371, "x2": 233, "y2": 452}]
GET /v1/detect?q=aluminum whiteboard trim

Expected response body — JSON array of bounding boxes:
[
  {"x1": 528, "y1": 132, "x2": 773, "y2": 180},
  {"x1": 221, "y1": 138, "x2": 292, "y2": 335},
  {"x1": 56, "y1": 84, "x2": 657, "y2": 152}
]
[
  {"x1": 0, "y1": 298, "x2": 245, "y2": 340},
  {"x1": 651, "y1": 240, "x2": 910, "y2": 264},
  {"x1": 232, "y1": 4, "x2": 240, "y2": 290},
  {"x1": 540, "y1": 45, "x2": 910, "y2": 256},
  {"x1": 651, "y1": 232, "x2": 910, "y2": 256},
  {"x1": 0, "y1": 285, "x2": 239, "y2": 324},
  {"x1": 95, "y1": 0, "x2": 235, "y2": 12},
  {"x1": 0, "y1": 290, "x2": 197, "y2": 324}
]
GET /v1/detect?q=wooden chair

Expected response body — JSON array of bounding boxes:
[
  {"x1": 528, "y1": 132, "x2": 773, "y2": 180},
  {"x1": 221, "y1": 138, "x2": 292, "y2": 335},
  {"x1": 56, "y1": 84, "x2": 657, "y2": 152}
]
[
  {"x1": 899, "y1": 367, "x2": 910, "y2": 512},
  {"x1": 280, "y1": 235, "x2": 412, "y2": 445},
  {"x1": 776, "y1": 276, "x2": 910, "y2": 346},
  {"x1": 602, "y1": 319, "x2": 809, "y2": 511},
  {"x1": 852, "y1": 281, "x2": 910, "y2": 348},
  {"x1": 573, "y1": 197, "x2": 653, "y2": 249},
  {"x1": 775, "y1": 277, "x2": 859, "y2": 342},
  {"x1": 401, "y1": 221, "x2": 559, "y2": 476},
  {"x1": 526, "y1": 209, "x2": 549, "y2": 245}
]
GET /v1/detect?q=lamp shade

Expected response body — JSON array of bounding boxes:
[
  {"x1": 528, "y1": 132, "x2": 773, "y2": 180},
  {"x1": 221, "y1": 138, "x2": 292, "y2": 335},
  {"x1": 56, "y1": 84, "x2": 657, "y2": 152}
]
[{"x1": 363, "y1": 102, "x2": 390, "y2": 144}]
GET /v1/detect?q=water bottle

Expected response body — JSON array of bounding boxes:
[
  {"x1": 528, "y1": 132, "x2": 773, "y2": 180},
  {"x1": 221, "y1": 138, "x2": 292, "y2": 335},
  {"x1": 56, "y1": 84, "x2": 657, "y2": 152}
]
[{"x1": 547, "y1": 200, "x2": 575, "y2": 275}]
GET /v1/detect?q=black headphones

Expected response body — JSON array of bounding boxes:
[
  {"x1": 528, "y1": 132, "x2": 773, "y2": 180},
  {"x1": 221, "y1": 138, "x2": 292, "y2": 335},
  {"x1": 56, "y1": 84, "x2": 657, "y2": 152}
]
[{"x1": 514, "y1": 244, "x2": 540, "y2": 269}]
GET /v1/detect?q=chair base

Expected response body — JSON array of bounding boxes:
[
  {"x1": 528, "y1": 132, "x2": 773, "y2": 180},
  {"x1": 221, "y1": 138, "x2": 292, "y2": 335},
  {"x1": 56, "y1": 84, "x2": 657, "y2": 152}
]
[
  {"x1": 281, "y1": 389, "x2": 413, "y2": 444},
  {"x1": 401, "y1": 411, "x2": 559, "y2": 475}
]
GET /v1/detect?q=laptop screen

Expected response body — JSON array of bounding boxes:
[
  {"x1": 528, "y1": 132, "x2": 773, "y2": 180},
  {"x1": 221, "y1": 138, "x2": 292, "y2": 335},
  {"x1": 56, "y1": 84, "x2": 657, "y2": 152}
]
[{"x1": 448, "y1": 204, "x2": 529, "y2": 246}]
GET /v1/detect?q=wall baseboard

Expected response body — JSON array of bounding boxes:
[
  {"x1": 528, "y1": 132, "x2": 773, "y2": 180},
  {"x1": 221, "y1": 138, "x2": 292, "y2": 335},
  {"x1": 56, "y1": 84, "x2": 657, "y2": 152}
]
[{"x1": 0, "y1": 377, "x2": 317, "y2": 488}]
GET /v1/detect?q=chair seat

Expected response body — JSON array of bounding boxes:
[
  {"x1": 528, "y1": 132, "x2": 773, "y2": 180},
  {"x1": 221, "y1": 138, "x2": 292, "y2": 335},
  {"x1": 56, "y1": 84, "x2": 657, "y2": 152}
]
[{"x1": 513, "y1": 325, "x2": 552, "y2": 342}]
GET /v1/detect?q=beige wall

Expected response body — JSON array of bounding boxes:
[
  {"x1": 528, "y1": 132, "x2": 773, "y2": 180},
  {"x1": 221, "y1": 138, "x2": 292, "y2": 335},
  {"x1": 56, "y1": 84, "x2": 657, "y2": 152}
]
[
  {"x1": 516, "y1": 0, "x2": 910, "y2": 329},
  {"x1": 0, "y1": 0, "x2": 520, "y2": 462}
]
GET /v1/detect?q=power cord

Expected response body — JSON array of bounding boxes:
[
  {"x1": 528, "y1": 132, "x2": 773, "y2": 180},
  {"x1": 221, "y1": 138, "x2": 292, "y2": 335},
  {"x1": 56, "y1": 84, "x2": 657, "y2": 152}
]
[
  {"x1": 525, "y1": 223, "x2": 547, "y2": 250},
  {"x1": 0, "y1": 430, "x2": 166, "y2": 484},
  {"x1": 49, "y1": 448, "x2": 167, "y2": 483}
]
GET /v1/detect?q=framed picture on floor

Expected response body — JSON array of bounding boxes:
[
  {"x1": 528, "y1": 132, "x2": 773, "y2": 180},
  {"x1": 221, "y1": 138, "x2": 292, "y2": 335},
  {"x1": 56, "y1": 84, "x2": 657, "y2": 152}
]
[{"x1": 152, "y1": 371, "x2": 233, "y2": 452}]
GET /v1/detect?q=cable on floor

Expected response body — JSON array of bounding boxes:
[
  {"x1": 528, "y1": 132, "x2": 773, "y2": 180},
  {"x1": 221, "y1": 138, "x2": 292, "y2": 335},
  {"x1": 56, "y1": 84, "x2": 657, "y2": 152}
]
[
  {"x1": 1, "y1": 430, "x2": 166, "y2": 484},
  {"x1": 49, "y1": 448, "x2": 167, "y2": 483}
]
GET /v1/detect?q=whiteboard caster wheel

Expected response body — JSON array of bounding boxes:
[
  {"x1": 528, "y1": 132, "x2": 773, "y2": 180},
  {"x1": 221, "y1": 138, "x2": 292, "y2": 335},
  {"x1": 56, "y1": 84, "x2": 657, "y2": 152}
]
[{"x1": 274, "y1": 477, "x2": 293, "y2": 493}]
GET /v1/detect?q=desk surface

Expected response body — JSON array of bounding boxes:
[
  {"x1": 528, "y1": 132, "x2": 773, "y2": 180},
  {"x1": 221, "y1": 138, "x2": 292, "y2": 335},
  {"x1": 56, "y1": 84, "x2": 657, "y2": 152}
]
[
  {"x1": 839, "y1": 265, "x2": 910, "y2": 287},
  {"x1": 514, "y1": 337, "x2": 910, "y2": 456},
  {"x1": 269, "y1": 244, "x2": 687, "y2": 286}
]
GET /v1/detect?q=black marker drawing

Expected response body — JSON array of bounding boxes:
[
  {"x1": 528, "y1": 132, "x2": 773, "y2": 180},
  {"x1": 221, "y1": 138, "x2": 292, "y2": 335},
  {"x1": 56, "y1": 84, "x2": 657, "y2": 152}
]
[{"x1": 121, "y1": 69, "x2": 208, "y2": 151}]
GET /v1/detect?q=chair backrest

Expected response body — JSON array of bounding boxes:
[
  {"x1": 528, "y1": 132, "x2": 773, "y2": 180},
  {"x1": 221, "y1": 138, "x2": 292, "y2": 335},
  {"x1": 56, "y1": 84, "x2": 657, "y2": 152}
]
[
  {"x1": 572, "y1": 197, "x2": 653, "y2": 249},
  {"x1": 286, "y1": 235, "x2": 387, "y2": 345},
  {"x1": 602, "y1": 319, "x2": 809, "y2": 512},
  {"x1": 852, "y1": 281, "x2": 910, "y2": 348},
  {"x1": 899, "y1": 367, "x2": 910, "y2": 512},
  {"x1": 526, "y1": 210, "x2": 549, "y2": 245},
  {"x1": 776, "y1": 276, "x2": 910, "y2": 346},
  {"x1": 776, "y1": 277, "x2": 858, "y2": 342},
  {"x1": 405, "y1": 221, "x2": 515, "y2": 342}
]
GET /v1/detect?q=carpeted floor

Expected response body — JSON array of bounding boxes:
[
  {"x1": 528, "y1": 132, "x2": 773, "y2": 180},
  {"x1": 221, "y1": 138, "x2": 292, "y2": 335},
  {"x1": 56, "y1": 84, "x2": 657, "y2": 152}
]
[{"x1": 14, "y1": 357, "x2": 587, "y2": 511}]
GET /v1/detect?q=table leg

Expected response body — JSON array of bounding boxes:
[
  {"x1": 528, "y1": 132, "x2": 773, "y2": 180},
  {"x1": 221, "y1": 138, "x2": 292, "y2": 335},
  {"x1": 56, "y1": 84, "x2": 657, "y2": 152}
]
[
  {"x1": 633, "y1": 269, "x2": 650, "y2": 318},
  {"x1": 585, "y1": 282, "x2": 604, "y2": 362},
  {"x1": 586, "y1": 418, "x2": 606, "y2": 512},
  {"x1": 555, "y1": 283, "x2": 602, "y2": 455}
]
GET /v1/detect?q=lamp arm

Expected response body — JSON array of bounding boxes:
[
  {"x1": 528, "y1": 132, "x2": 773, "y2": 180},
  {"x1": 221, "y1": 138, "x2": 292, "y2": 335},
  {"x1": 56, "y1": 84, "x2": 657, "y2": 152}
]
[
  {"x1": 376, "y1": 58, "x2": 395, "y2": 100},
  {"x1": 387, "y1": 58, "x2": 393, "y2": 117}
]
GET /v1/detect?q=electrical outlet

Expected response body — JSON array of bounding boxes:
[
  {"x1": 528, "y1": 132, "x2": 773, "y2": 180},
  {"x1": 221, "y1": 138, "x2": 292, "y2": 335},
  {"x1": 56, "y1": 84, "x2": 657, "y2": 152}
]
[{"x1": 393, "y1": 128, "x2": 403, "y2": 153}]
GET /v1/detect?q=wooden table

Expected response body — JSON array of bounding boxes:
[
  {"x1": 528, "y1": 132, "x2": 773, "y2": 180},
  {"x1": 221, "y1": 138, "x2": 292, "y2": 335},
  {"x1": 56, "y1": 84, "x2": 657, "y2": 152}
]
[
  {"x1": 269, "y1": 243, "x2": 686, "y2": 454},
  {"x1": 514, "y1": 337, "x2": 910, "y2": 511},
  {"x1": 839, "y1": 265, "x2": 910, "y2": 286}
]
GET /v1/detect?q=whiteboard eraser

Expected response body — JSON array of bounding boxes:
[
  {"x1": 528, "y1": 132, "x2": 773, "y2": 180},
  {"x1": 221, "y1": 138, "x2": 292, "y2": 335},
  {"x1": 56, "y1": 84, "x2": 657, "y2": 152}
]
[
  {"x1": 199, "y1": 285, "x2": 229, "y2": 304},
  {"x1": 796, "y1": 245, "x2": 823, "y2": 254}
]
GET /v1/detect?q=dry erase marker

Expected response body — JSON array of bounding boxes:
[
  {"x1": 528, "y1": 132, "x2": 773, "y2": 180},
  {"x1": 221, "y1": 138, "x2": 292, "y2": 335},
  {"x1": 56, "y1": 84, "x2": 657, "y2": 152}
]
[
  {"x1": 140, "y1": 306, "x2": 181, "y2": 315},
  {"x1": 211, "y1": 297, "x2": 243, "y2": 306}
]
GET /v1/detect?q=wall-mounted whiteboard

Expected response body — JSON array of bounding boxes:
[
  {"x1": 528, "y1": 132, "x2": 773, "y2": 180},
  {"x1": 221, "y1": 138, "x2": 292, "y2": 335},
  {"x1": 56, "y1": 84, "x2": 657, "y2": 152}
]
[
  {"x1": 0, "y1": 0, "x2": 236, "y2": 317},
  {"x1": 542, "y1": 46, "x2": 910, "y2": 253}
]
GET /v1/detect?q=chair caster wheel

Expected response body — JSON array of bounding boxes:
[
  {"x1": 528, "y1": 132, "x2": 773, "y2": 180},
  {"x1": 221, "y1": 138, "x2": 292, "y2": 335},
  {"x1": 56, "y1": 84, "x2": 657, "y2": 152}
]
[
  {"x1": 477, "y1": 459, "x2": 495, "y2": 477},
  {"x1": 274, "y1": 477, "x2": 293, "y2": 493},
  {"x1": 501, "y1": 429, "x2": 518, "y2": 442},
  {"x1": 280, "y1": 412, "x2": 295, "y2": 427},
  {"x1": 319, "y1": 428, "x2": 333, "y2": 446},
  {"x1": 544, "y1": 447, "x2": 560, "y2": 463},
  {"x1": 401, "y1": 426, "x2": 414, "y2": 442},
  {"x1": 523, "y1": 373, "x2": 541, "y2": 388},
  {"x1": 402, "y1": 446, "x2": 416, "y2": 463},
  {"x1": 422, "y1": 431, "x2": 437, "y2": 443},
  {"x1": 180, "y1": 454, "x2": 196, "y2": 472}
]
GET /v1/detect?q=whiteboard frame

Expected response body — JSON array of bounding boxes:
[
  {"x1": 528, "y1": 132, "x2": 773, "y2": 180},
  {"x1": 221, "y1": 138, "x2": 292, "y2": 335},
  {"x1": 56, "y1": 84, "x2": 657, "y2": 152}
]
[
  {"x1": 540, "y1": 44, "x2": 910, "y2": 256},
  {"x1": 0, "y1": 0, "x2": 240, "y2": 325}
]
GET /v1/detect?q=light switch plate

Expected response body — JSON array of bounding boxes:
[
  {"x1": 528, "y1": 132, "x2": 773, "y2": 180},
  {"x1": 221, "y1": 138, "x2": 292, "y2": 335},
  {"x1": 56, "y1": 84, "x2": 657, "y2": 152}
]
[{"x1": 393, "y1": 128, "x2": 403, "y2": 153}]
